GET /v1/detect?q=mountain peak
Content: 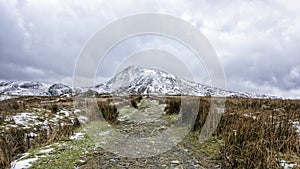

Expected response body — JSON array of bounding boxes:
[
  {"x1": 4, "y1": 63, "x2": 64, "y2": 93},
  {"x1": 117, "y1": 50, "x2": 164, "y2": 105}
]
[
  {"x1": 93, "y1": 66, "x2": 277, "y2": 98},
  {"x1": 0, "y1": 67, "x2": 277, "y2": 99},
  {"x1": 123, "y1": 65, "x2": 141, "y2": 71},
  {"x1": 120, "y1": 66, "x2": 176, "y2": 79}
]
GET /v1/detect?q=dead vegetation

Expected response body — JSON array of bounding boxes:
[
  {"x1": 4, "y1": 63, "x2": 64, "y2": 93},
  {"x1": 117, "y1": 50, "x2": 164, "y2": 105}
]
[
  {"x1": 0, "y1": 96, "x2": 79, "y2": 168},
  {"x1": 0, "y1": 123, "x2": 80, "y2": 168},
  {"x1": 216, "y1": 98, "x2": 300, "y2": 169},
  {"x1": 0, "y1": 95, "x2": 299, "y2": 168},
  {"x1": 218, "y1": 112, "x2": 300, "y2": 168},
  {"x1": 192, "y1": 98, "x2": 210, "y2": 131},
  {"x1": 129, "y1": 94, "x2": 143, "y2": 109},
  {"x1": 97, "y1": 99, "x2": 119, "y2": 124},
  {"x1": 164, "y1": 96, "x2": 181, "y2": 115},
  {"x1": 161, "y1": 96, "x2": 300, "y2": 168}
]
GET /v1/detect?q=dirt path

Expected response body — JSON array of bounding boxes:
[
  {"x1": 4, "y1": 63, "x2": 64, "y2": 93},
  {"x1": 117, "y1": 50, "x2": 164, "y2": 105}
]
[{"x1": 79, "y1": 99, "x2": 221, "y2": 168}]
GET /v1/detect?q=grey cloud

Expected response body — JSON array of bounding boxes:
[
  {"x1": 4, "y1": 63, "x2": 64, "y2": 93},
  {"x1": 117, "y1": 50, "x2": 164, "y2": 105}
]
[
  {"x1": 0, "y1": 0, "x2": 299, "y2": 98},
  {"x1": 188, "y1": 0, "x2": 300, "y2": 95}
]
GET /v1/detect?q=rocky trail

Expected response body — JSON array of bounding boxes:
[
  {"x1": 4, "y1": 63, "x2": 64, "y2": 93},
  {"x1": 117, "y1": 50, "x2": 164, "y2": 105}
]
[{"x1": 78, "y1": 99, "x2": 221, "y2": 168}]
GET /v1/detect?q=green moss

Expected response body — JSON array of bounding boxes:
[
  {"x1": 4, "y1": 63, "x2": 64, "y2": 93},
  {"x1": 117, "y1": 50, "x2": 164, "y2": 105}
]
[
  {"x1": 162, "y1": 113, "x2": 181, "y2": 126},
  {"x1": 137, "y1": 99, "x2": 152, "y2": 109},
  {"x1": 30, "y1": 135, "x2": 94, "y2": 169}
]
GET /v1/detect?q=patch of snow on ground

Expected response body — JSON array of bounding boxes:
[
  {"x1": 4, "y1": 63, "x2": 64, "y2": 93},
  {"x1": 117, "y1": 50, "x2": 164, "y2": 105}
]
[
  {"x1": 39, "y1": 148, "x2": 54, "y2": 154},
  {"x1": 27, "y1": 132, "x2": 37, "y2": 138},
  {"x1": 59, "y1": 110, "x2": 70, "y2": 116},
  {"x1": 1, "y1": 109, "x2": 79, "y2": 137},
  {"x1": 10, "y1": 148, "x2": 55, "y2": 168},
  {"x1": 70, "y1": 132, "x2": 85, "y2": 140},
  {"x1": 0, "y1": 95, "x2": 16, "y2": 101},
  {"x1": 78, "y1": 115, "x2": 89, "y2": 124},
  {"x1": 74, "y1": 109, "x2": 81, "y2": 114},
  {"x1": 291, "y1": 121, "x2": 300, "y2": 137},
  {"x1": 243, "y1": 113, "x2": 257, "y2": 120},
  {"x1": 280, "y1": 159, "x2": 297, "y2": 169},
  {"x1": 10, "y1": 153, "x2": 39, "y2": 169},
  {"x1": 11, "y1": 112, "x2": 38, "y2": 126}
]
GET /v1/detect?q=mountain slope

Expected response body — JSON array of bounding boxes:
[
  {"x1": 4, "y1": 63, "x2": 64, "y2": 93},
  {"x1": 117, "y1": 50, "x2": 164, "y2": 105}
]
[
  {"x1": 0, "y1": 66, "x2": 276, "y2": 98},
  {"x1": 95, "y1": 66, "x2": 200, "y2": 95},
  {"x1": 94, "y1": 66, "x2": 275, "y2": 98},
  {"x1": 0, "y1": 81, "x2": 73, "y2": 96}
]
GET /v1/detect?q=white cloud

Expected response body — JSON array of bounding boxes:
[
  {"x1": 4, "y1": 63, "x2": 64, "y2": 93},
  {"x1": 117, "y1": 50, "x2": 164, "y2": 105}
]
[{"x1": 23, "y1": 66, "x2": 44, "y2": 76}]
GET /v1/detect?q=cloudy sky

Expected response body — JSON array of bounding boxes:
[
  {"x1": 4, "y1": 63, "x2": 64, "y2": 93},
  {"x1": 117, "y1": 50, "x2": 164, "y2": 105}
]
[{"x1": 0, "y1": 0, "x2": 300, "y2": 99}]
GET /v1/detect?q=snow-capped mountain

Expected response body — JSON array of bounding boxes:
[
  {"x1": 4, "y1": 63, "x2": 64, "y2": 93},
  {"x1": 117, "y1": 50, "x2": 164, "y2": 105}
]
[
  {"x1": 48, "y1": 83, "x2": 74, "y2": 96},
  {"x1": 0, "y1": 66, "x2": 277, "y2": 98},
  {"x1": 0, "y1": 81, "x2": 73, "y2": 96},
  {"x1": 94, "y1": 66, "x2": 276, "y2": 98}
]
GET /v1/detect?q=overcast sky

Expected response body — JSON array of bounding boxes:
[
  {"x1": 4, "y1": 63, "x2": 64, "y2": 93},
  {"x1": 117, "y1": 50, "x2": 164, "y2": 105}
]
[{"x1": 0, "y1": 0, "x2": 300, "y2": 99}]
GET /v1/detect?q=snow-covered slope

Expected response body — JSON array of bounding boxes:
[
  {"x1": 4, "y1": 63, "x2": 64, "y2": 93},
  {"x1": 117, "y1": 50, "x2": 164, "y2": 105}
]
[
  {"x1": 0, "y1": 81, "x2": 73, "y2": 96},
  {"x1": 95, "y1": 66, "x2": 200, "y2": 95},
  {"x1": 48, "y1": 83, "x2": 73, "y2": 96},
  {"x1": 0, "y1": 66, "x2": 277, "y2": 98},
  {"x1": 94, "y1": 66, "x2": 276, "y2": 98}
]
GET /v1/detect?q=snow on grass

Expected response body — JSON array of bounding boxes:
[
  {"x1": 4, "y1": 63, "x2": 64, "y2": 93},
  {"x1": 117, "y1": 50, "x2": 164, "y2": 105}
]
[
  {"x1": 78, "y1": 115, "x2": 89, "y2": 124},
  {"x1": 11, "y1": 157, "x2": 39, "y2": 169},
  {"x1": 0, "y1": 95, "x2": 17, "y2": 101},
  {"x1": 10, "y1": 131, "x2": 90, "y2": 168},
  {"x1": 70, "y1": 132, "x2": 85, "y2": 140},
  {"x1": 2, "y1": 104, "x2": 88, "y2": 168},
  {"x1": 243, "y1": 113, "x2": 257, "y2": 120},
  {"x1": 1, "y1": 108, "x2": 79, "y2": 132},
  {"x1": 38, "y1": 148, "x2": 54, "y2": 154},
  {"x1": 28, "y1": 132, "x2": 37, "y2": 138},
  {"x1": 10, "y1": 112, "x2": 39, "y2": 126},
  {"x1": 27, "y1": 132, "x2": 94, "y2": 168},
  {"x1": 10, "y1": 146, "x2": 56, "y2": 169},
  {"x1": 10, "y1": 153, "x2": 39, "y2": 169},
  {"x1": 291, "y1": 121, "x2": 300, "y2": 136},
  {"x1": 280, "y1": 159, "x2": 297, "y2": 169},
  {"x1": 59, "y1": 110, "x2": 70, "y2": 117}
]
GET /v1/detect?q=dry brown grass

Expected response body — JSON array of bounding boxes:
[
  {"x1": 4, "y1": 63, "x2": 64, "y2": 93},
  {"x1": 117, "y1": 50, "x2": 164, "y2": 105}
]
[
  {"x1": 164, "y1": 96, "x2": 181, "y2": 115},
  {"x1": 217, "y1": 111, "x2": 299, "y2": 168},
  {"x1": 0, "y1": 96, "x2": 80, "y2": 168},
  {"x1": 0, "y1": 128, "x2": 26, "y2": 168},
  {"x1": 160, "y1": 96, "x2": 300, "y2": 168},
  {"x1": 97, "y1": 99, "x2": 119, "y2": 124},
  {"x1": 214, "y1": 98, "x2": 300, "y2": 168},
  {"x1": 0, "y1": 123, "x2": 80, "y2": 168},
  {"x1": 129, "y1": 94, "x2": 143, "y2": 109}
]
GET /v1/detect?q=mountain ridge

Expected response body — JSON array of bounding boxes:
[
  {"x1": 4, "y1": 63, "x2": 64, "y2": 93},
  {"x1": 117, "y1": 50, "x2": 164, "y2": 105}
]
[
  {"x1": 0, "y1": 81, "x2": 73, "y2": 96},
  {"x1": 0, "y1": 66, "x2": 278, "y2": 99},
  {"x1": 93, "y1": 66, "x2": 276, "y2": 99}
]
